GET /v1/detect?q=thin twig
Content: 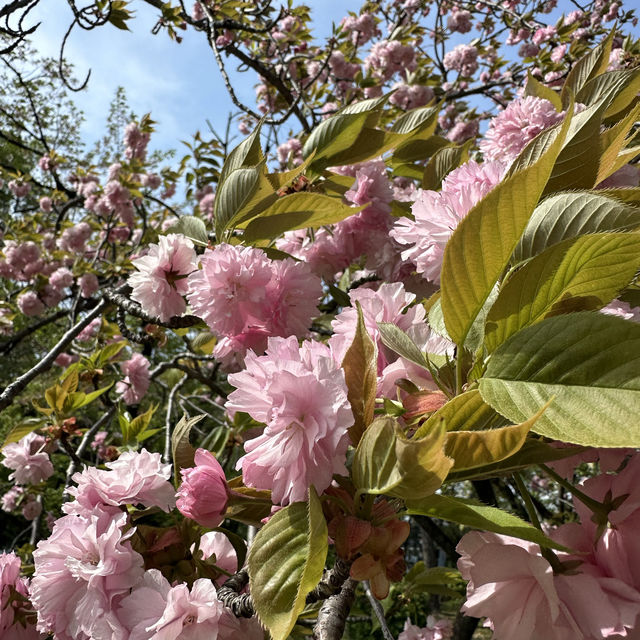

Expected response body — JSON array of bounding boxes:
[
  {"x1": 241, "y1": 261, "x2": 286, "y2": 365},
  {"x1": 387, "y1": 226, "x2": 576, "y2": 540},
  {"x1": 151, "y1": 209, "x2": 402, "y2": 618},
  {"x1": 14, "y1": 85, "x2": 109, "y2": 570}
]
[{"x1": 364, "y1": 581, "x2": 395, "y2": 640}]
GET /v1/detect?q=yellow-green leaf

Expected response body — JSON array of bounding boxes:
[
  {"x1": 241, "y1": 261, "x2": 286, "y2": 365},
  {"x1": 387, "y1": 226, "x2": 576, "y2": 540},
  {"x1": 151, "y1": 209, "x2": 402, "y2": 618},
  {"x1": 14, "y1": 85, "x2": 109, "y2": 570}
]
[
  {"x1": 248, "y1": 487, "x2": 328, "y2": 640},
  {"x1": 440, "y1": 110, "x2": 571, "y2": 346},
  {"x1": 486, "y1": 232, "x2": 640, "y2": 353}
]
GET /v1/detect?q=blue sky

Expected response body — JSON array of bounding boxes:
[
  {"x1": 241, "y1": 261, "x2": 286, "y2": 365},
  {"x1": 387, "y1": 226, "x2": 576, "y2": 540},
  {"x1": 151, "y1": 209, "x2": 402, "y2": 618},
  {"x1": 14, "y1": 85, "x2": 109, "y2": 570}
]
[{"x1": 30, "y1": 1, "x2": 363, "y2": 154}]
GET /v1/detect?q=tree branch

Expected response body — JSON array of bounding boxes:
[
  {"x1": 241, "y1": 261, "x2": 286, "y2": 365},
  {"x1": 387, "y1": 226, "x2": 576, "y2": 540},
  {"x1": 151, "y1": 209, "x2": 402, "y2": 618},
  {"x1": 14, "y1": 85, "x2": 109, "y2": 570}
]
[
  {"x1": 0, "y1": 299, "x2": 107, "y2": 413},
  {"x1": 312, "y1": 578, "x2": 358, "y2": 640}
]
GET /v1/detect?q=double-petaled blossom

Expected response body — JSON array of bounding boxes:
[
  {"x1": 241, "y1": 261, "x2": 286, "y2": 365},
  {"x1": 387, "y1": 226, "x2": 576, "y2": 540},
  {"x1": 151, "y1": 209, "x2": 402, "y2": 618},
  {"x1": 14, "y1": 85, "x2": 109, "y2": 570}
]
[
  {"x1": 479, "y1": 96, "x2": 564, "y2": 165},
  {"x1": 1, "y1": 552, "x2": 42, "y2": 638},
  {"x1": 176, "y1": 449, "x2": 229, "y2": 528},
  {"x1": 1, "y1": 432, "x2": 54, "y2": 486},
  {"x1": 128, "y1": 234, "x2": 198, "y2": 322},
  {"x1": 456, "y1": 530, "x2": 640, "y2": 639},
  {"x1": 31, "y1": 508, "x2": 144, "y2": 640},
  {"x1": 116, "y1": 353, "x2": 151, "y2": 405},
  {"x1": 17, "y1": 291, "x2": 45, "y2": 317},
  {"x1": 187, "y1": 244, "x2": 322, "y2": 366},
  {"x1": 391, "y1": 160, "x2": 505, "y2": 284},
  {"x1": 64, "y1": 449, "x2": 176, "y2": 514},
  {"x1": 227, "y1": 336, "x2": 353, "y2": 505}
]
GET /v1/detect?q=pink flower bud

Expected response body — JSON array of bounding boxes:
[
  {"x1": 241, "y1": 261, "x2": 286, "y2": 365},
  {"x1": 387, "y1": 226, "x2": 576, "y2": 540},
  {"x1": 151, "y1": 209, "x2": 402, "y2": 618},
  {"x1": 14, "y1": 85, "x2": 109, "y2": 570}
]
[{"x1": 176, "y1": 449, "x2": 229, "y2": 528}]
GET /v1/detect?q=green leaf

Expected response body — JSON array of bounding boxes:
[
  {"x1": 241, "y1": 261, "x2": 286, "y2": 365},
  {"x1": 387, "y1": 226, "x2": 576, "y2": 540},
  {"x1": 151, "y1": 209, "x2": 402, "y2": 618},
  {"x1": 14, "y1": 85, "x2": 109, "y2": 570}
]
[
  {"x1": 219, "y1": 120, "x2": 264, "y2": 186},
  {"x1": 392, "y1": 135, "x2": 449, "y2": 164},
  {"x1": 414, "y1": 390, "x2": 502, "y2": 437},
  {"x1": 167, "y1": 215, "x2": 209, "y2": 246},
  {"x1": 440, "y1": 110, "x2": 571, "y2": 346},
  {"x1": 561, "y1": 30, "x2": 614, "y2": 106},
  {"x1": 597, "y1": 103, "x2": 640, "y2": 183},
  {"x1": 446, "y1": 439, "x2": 589, "y2": 482},
  {"x1": 352, "y1": 416, "x2": 453, "y2": 499},
  {"x1": 444, "y1": 403, "x2": 547, "y2": 471},
  {"x1": 65, "y1": 385, "x2": 111, "y2": 411},
  {"x1": 486, "y1": 232, "x2": 640, "y2": 353},
  {"x1": 576, "y1": 69, "x2": 640, "y2": 118},
  {"x1": 422, "y1": 141, "x2": 472, "y2": 191},
  {"x1": 248, "y1": 488, "x2": 328, "y2": 640},
  {"x1": 325, "y1": 128, "x2": 407, "y2": 167},
  {"x1": 377, "y1": 322, "x2": 429, "y2": 370},
  {"x1": 514, "y1": 192, "x2": 640, "y2": 262},
  {"x1": 341, "y1": 302, "x2": 377, "y2": 446},
  {"x1": 213, "y1": 166, "x2": 261, "y2": 239},
  {"x1": 129, "y1": 404, "x2": 157, "y2": 440},
  {"x1": 171, "y1": 414, "x2": 205, "y2": 483},
  {"x1": 426, "y1": 298, "x2": 452, "y2": 341},
  {"x1": 95, "y1": 341, "x2": 126, "y2": 366},
  {"x1": 1, "y1": 418, "x2": 47, "y2": 450},
  {"x1": 406, "y1": 494, "x2": 567, "y2": 551},
  {"x1": 242, "y1": 192, "x2": 363, "y2": 242},
  {"x1": 480, "y1": 311, "x2": 640, "y2": 447},
  {"x1": 597, "y1": 188, "x2": 640, "y2": 205},
  {"x1": 390, "y1": 105, "x2": 440, "y2": 135},
  {"x1": 266, "y1": 150, "x2": 316, "y2": 189},
  {"x1": 545, "y1": 102, "x2": 605, "y2": 192},
  {"x1": 524, "y1": 72, "x2": 563, "y2": 111},
  {"x1": 303, "y1": 112, "x2": 370, "y2": 169}
]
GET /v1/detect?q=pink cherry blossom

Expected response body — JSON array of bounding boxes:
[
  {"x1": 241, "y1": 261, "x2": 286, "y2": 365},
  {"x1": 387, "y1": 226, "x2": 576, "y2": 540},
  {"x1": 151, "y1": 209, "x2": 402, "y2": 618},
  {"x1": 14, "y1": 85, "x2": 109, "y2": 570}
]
[
  {"x1": 31, "y1": 508, "x2": 144, "y2": 640},
  {"x1": 8, "y1": 180, "x2": 30, "y2": 198},
  {"x1": 117, "y1": 569, "x2": 170, "y2": 640},
  {"x1": 145, "y1": 578, "x2": 224, "y2": 640},
  {"x1": 365, "y1": 40, "x2": 417, "y2": 80},
  {"x1": 129, "y1": 234, "x2": 198, "y2": 322},
  {"x1": 479, "y1": 96, "x2": 564, "y2": 165},
  {"x1": 1, "y1": 486, "x2": 24, "y2": 512},
  {"x1": 0, "y1": 552, "x2": 41, "y2": 638},
  {"x1": 227, "y1": 336, "x2": 353, "y2": 505},
  {"x1": 58, "y1": 222, "x2": 92, "y2": 253},
  {"x1": 64, "y1": 448, "x2": 176, "y2": 514},
  {"x1": 1, "y1": 432, "x2": 54, "y2": 485},
  {"x1": 399, "y1": 616, "x2": 453, "y2": 640},
  {"x1": 187, "y1": 243, "x2": 272, "y2": 337},
  {"x1": 340, "y1": 12, "x2": 379, "y2": 45},
  {"x1": 447, "y1": 7, "x2": 472, "y2": 33},
  {"x1": 276, "y1": 137, "x2": 302, "y2": 167},
  {"x1": 116, "y1": 353, "x2": 151, "y2": 405},
  {"x1": 197, "y1": 531, "x2": 238, "y2": 581},
  {"x1": 78, "y1": 273, "x2": 99, "y2": 298},
  {"x1": 39, "y1": 196, "x2": 52, "y2": 212},
  {"x1": 49, "y1": 267, "x2": 74, "y2": 291},
  {"x1": 123, "y1": 122, "x2": 150, "y2": 161},
  {"x1": 76, "y1": 317, "x2": 101, "y2": 342},
  {"x1": 391, "y1": 160, "x2": 505, "y2": 283},
  {"x1": 187, "y1": 244, "x2": 321, "y2": 364},
  {"x1": 329, "y1": 282, "x2": 426, "y2": 372},
  {"x1": 17, "y1": 291, "x2": 45, "y2": 317},
  {"x1": 389, "y1": 83, "x2": 434, "y2": 110},
  {"x1": 457, "y1": 530, "x2": 640, "y2": 639},
  {"x1": 176, "y1": 449, "x2": 229, "y2": 528},
  {"x1": 443, "y1": 44, "x2": 479, "y2": 76}
]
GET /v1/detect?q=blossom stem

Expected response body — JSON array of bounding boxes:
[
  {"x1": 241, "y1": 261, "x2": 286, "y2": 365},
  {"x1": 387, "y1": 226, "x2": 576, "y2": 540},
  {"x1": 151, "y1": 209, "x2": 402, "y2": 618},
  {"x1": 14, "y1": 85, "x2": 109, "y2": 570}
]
[
  {"x1": 514, "y1": 472, "x2": 562, "y2": 571},
  {"x1": 539, "y1": 464, "x2": 610, "y2": 521}
]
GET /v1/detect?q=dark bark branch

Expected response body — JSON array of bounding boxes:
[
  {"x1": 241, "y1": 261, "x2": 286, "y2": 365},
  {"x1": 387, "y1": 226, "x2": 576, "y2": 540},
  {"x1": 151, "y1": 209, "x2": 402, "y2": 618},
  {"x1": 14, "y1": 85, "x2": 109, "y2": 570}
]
[
  {"x1": 312, "y1": 578, "x2": 358, "y2": 640},
  {"x1": 103, "y1": 287, "x2": 201, "y2": 329},
  {"x1": 0, "y1": 299, "x2": 107, "y2": 413}
]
